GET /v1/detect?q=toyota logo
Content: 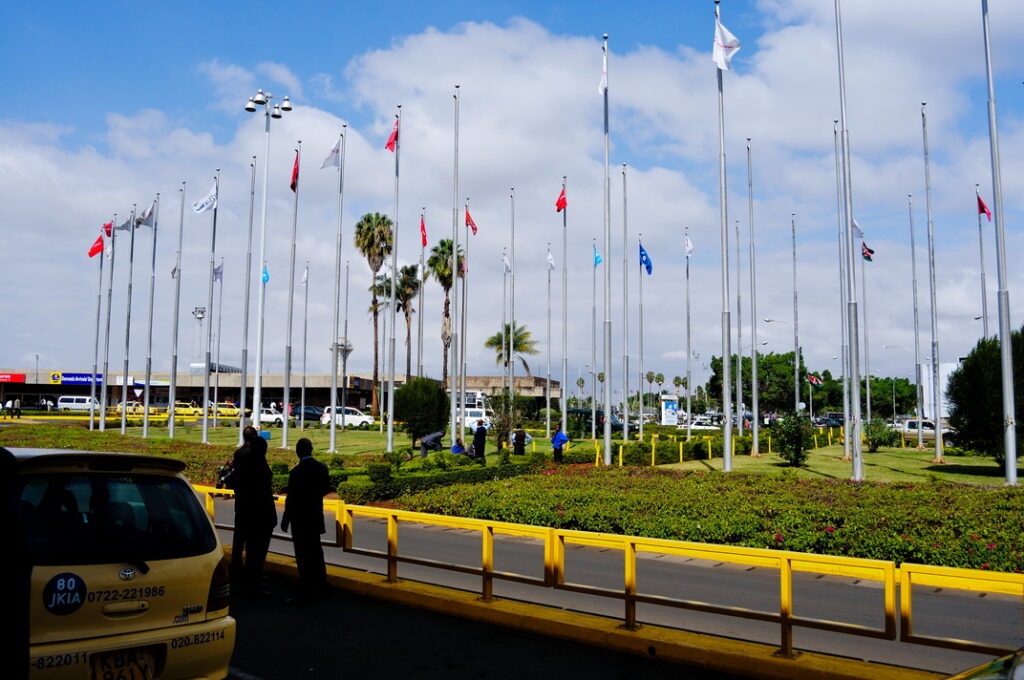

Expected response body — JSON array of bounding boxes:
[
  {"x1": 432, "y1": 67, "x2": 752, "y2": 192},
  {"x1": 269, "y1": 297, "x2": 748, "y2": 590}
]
[{"x1": 118, "y1": 567, "x2": 137, "y2": 581}]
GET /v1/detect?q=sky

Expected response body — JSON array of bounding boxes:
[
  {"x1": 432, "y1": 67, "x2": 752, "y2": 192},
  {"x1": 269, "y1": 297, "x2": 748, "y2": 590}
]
[{"x1": 2, "y1": 0, "x2": 1024, "y2": 401}]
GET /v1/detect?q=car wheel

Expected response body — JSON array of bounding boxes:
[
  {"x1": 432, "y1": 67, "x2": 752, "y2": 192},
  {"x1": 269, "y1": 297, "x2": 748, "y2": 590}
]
[
  {"x1": 359, "y1": 422, "x2": 369, "y2": 430},
  {"x1": 275, "y1": 418, "x2": 283, "y2": 427}
]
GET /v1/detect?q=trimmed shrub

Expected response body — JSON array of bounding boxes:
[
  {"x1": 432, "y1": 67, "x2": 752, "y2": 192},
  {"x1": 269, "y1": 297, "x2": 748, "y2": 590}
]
[
  {"x1": 775, "y1": 417, "x2": 814, "y2": 467},
  {"x1": 335, "y1": 462, "x2": 538, "y2": 504},
  {"x1": 366, "y1": 463, "x2": 393, "y2": 483},
  {"x1": 864, "y1": 418, "x2": 901, "y2": 453}
]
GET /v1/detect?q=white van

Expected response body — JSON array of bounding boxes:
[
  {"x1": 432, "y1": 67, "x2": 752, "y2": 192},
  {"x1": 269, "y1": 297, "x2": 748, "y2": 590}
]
[
  {"x1": 57, "y1": 395, "x2": 101, "y2": 412},
  {"x1": 458, "y1": 408, "x2": 493, "y2": 433}
]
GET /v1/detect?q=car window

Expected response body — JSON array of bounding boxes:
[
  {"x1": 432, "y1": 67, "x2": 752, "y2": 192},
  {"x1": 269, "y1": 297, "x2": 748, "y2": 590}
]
[{"x1": 16, "y1": 472, "x2": 216, "y2": 566}]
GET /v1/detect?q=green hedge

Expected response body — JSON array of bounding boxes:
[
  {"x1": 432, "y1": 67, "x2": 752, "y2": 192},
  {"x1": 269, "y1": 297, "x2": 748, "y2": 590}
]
[
  {"x1": 335, "y1": 462, "x2": 538, "y2": 504},
  {"x1": 272, "y1": 470, "x2": 349, "y2": 494}
]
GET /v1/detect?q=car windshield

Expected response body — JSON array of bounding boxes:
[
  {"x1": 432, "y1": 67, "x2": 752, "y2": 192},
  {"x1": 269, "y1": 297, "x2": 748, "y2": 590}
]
[{"x1": 16, "y1": 472, "x2": 216, "y2": 566}]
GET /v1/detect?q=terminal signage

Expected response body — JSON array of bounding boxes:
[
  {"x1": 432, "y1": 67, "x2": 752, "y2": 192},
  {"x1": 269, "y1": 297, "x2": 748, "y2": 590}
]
[
  {"x1": 48, "y1": 372, "x2": 103, "y2": 386},
  {"x1": 0, "y1": 373, "x2": 26, "y2": 383}
]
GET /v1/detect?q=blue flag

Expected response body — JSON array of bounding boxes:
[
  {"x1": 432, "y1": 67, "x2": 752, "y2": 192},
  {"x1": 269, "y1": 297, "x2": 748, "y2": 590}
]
[
  {"x1": 593, "y1": 245, "x2": 603, "y2": 267},
  {"x1": 639, "y1": 243, "x2": 653, "y2": 275},
  {"x1": 261, "y1": 266, "x2": 270, "y2": 284}
]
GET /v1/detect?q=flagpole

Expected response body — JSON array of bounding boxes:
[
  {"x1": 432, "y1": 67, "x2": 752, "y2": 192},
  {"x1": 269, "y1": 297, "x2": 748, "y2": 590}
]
[
  {"x1": 560, "y1": 176, "x2": 568, "y2": 430},
  {"x1": 921, "y1": 103, "x2": 943, "y2": 465},
  {"x1": 89, "y1": 228, "x2": 105, "y2": 431},
  {"x1": 120, "y1": 205, "x2": 138, "y2": 436},
  {"x1": 592, "y1": 236, "x2": 597, "y2": 441},
  {"x1": 170, "y1": 186, "x2": 186, "y2": 439},
  {"x1": 621, "y1": 164, "x2": 630, "y2": 442},
  {"x1": 238, "y1": 160, "x2": 256, "y2": 442},
  {"x1": 100, "y1": 213, "x2": 118, "y2": 432},
  {"x1": 791, "y1": 213, "x2": 800, "y2": 413},
  {"x1": 908, "y1": 194, "x2": 925, "y2": 450},
  {"x1": 734, "y1": 218, "x2": 742, "y2": 435},
  {"x1": 281, "y1": 142, "x2": 302, "y2": 449},
  {"x1": 746, "y1": 139, "x2": 760, "y2": 455},
  {"x1": 300, "y1": 262, "x2": 309, "y2": 430},
  {"x1": 459, "y1": 197, "x2": 470, "y2": 440},
  {"x1": 546, "y1": 242, "x2": 552, "y2": 438},
  {"x1": 980, "y1": 0, "x2": 1016, "y2": 485},
  {"x1": 714, "y1": 3, "x2": 733, "y2": 471},
  {"x1": 834, "y1": 0, "x2": 864, "y2": 480},
  {"x1": 638, "y1": 233, "x2": 644, "y2": 441},
  {"x1": 214, "y1": 258, "x2": 224, "y2": 428},
  {"x1": 341, "y1": 261, "x2": 350, "y2": 428},
  {"x1": 861, "y1": 238, "x2": 873, "y2": 419},
  {"x1": 833, "y1": 122, "x2": 851, "y2": 461},
  {"x1": 417, "y1": 210, "x2": 425, "y2": 378},
  {"x1": 387, "y1": 109, "x2": 401, "y2": 454},
  {"x1": 510, "y1": 185, "x2": 516, "y2": 407},
  {"x1": 326, "y1": 130, "x2": 346, "y2": 451},
  {"x1": 448, "y1": 91, "x2": 459, "y2": 443},
  {"x1": 685, "y1": 228, "x2": 692, "y2": 442},
  {"x1": 975, "y1": 184, "x2": 990, "y2": 337},
  {"x1": 201, "y1": 171, "x2": 220, "y2": 444},
  {"x1": 502, "y1": 247, "x2": 508, "y2": 398},
  {"x1": 601, "y1": 33, "x2": 613, "y2": 465},
  {"x1": 142, "y1": 195, "x2": 160, "y2": 438}
]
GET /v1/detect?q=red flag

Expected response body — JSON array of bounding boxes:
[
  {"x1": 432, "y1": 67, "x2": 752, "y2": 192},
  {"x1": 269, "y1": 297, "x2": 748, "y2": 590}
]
[
  {"x1": 102, "y1": 221, "x2": 113, "y2": 237},
  {"x1": 420, "y1": 216, "x2": 427, "y2": 247},
  {"x1": 807, "y1": 374, "x2": 823, "y2": 386},
  {"x1": 555, "y1": 187, "x2": 567, "y2": 212},
  {"x1": 88, "y1": 235, "x2": 104, "y2": 258},
  {"x1": 465, "y1": 207, "x2": 477, "y2": 235},
  {"x1": 385, "y1": 117, "x2": 399, "y2": 152},
  {"x1": 289, "y1": 152, "x2": 300, "y2": 192},
  {"x1": 977, "y1": 192, "x2": 992, "y2": 222}
]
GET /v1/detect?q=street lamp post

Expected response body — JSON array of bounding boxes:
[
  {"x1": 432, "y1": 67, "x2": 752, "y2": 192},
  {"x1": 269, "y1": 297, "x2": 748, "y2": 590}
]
[{"x1": 244, "y1": 88, "x2": 292, "y2": 429}]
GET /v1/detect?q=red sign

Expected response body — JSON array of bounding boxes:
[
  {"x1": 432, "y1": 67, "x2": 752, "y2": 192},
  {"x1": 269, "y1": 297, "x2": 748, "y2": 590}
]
[{"x1": 0, "y1": 373, "x2": 26, "y2": 383}]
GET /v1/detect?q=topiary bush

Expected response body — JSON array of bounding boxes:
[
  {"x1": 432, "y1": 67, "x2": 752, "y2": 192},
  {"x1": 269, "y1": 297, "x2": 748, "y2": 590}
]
[
  {"x1": 366, "y1": 463, "x2": 393, "y2": 483},
  {"x1": 393, "y1": 377, "x2": 450, "y2": 445},
  {"x1": 775, "y1": 417, "x2": 814, "y2": 467}
]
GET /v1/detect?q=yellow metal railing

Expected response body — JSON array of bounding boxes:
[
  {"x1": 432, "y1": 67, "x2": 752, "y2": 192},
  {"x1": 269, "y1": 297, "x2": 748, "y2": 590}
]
[{"x1": 193, "y1": 483, "x2": 1024, "y2": 659}]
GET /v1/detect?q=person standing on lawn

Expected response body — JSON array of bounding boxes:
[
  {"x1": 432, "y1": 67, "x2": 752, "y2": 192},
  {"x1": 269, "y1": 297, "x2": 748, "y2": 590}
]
[
  {"x1": 281, "y1": 437, "x2": 332, "y2": 602},
  {"x1": 551, "y1": 422, "x2": 569, "y2": 463},
  {"x1": 472, "y1": 420, "x2": 488, "y2": 464},
  {"x1": 512, "y1": 424, "x2": 528, "y2": 456}
]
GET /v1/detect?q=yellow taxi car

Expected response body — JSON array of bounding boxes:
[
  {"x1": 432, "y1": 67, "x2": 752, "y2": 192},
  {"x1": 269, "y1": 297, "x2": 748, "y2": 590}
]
[
  {"x1": 212, "y1": 403, "x2": 240, "y2": 418},
  {"x1": 15, "y1": 451, "x2": 235, "y2": 679},
  {"x1": 170, "y1": 402, "x2": 203, "y2": 417}
]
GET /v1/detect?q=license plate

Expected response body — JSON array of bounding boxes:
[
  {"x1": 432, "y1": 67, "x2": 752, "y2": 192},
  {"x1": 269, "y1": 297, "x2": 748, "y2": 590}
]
[{"x1": 90, "y1": 647, "x2": 155, "y2": 680}]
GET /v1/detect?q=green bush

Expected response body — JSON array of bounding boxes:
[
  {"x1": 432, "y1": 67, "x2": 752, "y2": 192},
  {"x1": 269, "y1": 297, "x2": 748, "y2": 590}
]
[
  {"x1": 324, "y1": 454, "x2": 347, "y2": 470},
  {"x1": 383, "y1": 448, "x2": 411, "y2": 470},
  {"x1": 366, "y1": 463, "x2": 393, "y2": 483},
  {"x1": 336, "y1": 462, "x2": 538, "y2": 504},
  {"x1": 864, "y1": 418, "x2": 901, "y2": 452},
  {"x1": 393, "y1": 377, "x2": 450, "y2": 445},
  {"x1": 270, "y1": 461, "x2": 290, "y2": 475},
  {"x1": 775, "y1": 417, "x2": 813, "y2": 467}
]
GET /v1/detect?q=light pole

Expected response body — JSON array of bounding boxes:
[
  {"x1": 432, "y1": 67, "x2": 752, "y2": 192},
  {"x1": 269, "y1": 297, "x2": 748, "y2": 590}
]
[{"x1": 244, "y1": 88, "x2": 292, "y2": 428}]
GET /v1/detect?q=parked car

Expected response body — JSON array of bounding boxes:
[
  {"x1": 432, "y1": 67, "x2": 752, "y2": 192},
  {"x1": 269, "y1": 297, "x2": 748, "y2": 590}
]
[
  {"x1": 257, "y1": 408, "x2": 292, "y2": 427},
  {"x1": 56, "y1": 395, "x2": 101, "y2": 412},
  {"x1": 900, "y1": 418, "x2": 955, "y2": 445},
  {"x1": 14, "y1": 450, "x2": 235, "y2": 679},
  {"x1": 209, "y1": 402, "x2": 240, "y2": 417},
  {"x1": 295, "y1": 405, "x2": 323, "y2": 422},
  {"x1": 170, "y1": 401, "x2": 203, "y2": 416},
  {"x1": 320, "y1": 406, "x2": 374, "y2": 428}
]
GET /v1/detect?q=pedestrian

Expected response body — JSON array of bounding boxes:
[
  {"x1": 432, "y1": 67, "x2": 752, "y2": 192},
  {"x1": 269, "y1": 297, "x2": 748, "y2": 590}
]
[
  {"x1": 472, "y1": 419, "x2": 488, "y2": 464},
  {"x1": 418, "y1": 430, "x2": 444, "y2": 458},
  {"x1": 13, "y1": 398, "x2": 20, "y2": 419},
  {"x1": 451, "y1": 438, "x2": 466, "y2": 455},
  {"x1": 3, "y1": 399, "x2": 11, "y2": 419},
  {"x1": 229, "y1": 425, "x2": 277, "y2": 597},
  {"x1": 551, "y1": 422, "x2": 569, "y2": 463},
  {"x1": 512, "y1": 423, "x2": 527, "y2": 456},
  {"x1": 281, "y1": 438, "x2": 331, "y2": 603}
]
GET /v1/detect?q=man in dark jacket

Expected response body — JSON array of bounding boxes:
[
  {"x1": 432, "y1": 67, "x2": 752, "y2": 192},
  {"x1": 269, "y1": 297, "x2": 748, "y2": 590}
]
[
  {"x1": 281, "y1": 438, "x2": 332, "y2": 601},
  {"x1": 418, "y1": 430, "x2": 444, "y2": 458},
  {"x1": 512, "y1": 424, "x2": 527, "y2": 456},
  {"x1": 472, "y1": 420, "x2": 488, "y2": 464},
  {"x1": 231, "y1": 426, "x2": 277, "y2": 597}
]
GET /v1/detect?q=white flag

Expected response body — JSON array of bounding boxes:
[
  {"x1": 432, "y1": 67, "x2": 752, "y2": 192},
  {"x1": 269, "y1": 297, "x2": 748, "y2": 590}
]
[
  {"x1": 713, "y1": 18, "x2": 741, "y2": 71},
  {"x1": 171, "y1": 264, "x2": 178, "y2": 279},
  {"x1": 137, "y1": 202, "x2": 156, "y2": 228},
  {"x1": 192, "y1": 181, "x2": 218, "y2": 214},
  {"x1": 685, "y1": 235, "x2": 694, "y2": 257},
  {"x1": 301, "y1": 265, "x2": 308, "y2": 286},
  {"x1": 598, "y1": 43, "x2": 608, "y2": 94},
  {"x1": 502, "y1": 253, "x2": 512, "y2": 272},
  {"x1": 852, "y1": 219, "x2": 864, "y2": 239},
  {"x1": 547, "y1": 250, "x2": 556, "y2": 271},
  {"x1": 114, "y1": 215, "x2": 133, "y2": 231},
  {"x1": 213, "y1": 263, "x2": 223, "y2": 281},
  {"x1": 321, "y1": 138, "x2": 341, "y2": 169}
]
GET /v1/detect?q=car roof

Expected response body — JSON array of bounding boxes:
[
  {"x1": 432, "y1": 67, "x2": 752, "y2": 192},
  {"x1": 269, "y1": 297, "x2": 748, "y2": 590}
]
[{"x1": 12, "y1": 450, "x2": 186, "y2": 474}]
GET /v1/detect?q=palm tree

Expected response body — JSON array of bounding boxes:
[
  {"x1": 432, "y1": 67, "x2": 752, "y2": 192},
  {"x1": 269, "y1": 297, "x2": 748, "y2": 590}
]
[
  {"x1": 395, "y1": 265, "x2": 420, "y2": 378},
  {"x1": 645, "y1": 371, "x2": 655, "y2": 409},
  {"x1": 425, "y1": 239, "x2": 464, "y2": 389},
  {"x1": 354, "y1": 212, "x2": 393, "y2": 417},
  {"x1": 484, "y1": 322, "x2": 540, "y2": 376},
  {"x1": 655, "y1": 373, "x2": 665, "y2": 394},
  {"x1": 673, "y1": 376, "x2": 683, "y2": 397},
  {"x1": 576, "y1": 376, "x2": 585, "y2": 398}
]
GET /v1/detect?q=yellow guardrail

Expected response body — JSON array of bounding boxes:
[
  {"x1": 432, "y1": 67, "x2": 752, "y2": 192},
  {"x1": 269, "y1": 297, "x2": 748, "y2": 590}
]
[{"x1": 192, "y1": 483, "x2": 1024, "y2": 659}]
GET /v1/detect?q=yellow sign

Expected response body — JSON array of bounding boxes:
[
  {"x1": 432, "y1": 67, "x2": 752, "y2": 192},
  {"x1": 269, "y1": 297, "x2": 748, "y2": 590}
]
[{"x1": 49, "y1": 372, "x2": 62, "y2": 385}]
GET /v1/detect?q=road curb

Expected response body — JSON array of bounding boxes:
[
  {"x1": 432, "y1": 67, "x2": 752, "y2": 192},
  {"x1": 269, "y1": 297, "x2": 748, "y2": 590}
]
[{"x1": 259, "y1": 552, "x2": 944, "y2": 680}]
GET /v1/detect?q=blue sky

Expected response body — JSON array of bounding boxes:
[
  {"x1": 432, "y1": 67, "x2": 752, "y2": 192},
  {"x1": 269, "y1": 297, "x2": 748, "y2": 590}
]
[{"x1": 2, "y1": 1, "x2": 1024, "y2": 390}]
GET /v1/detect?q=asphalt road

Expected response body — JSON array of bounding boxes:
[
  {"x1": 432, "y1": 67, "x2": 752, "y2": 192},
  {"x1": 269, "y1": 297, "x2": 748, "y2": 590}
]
[{"x1": 214, "y1": 500, "x2": 1023, "y2": 676}]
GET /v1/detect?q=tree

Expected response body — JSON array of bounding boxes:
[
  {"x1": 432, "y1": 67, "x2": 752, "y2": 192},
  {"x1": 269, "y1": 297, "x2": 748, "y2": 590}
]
[
  {"x1": 775, "y1": 416, "x2": 814, "y2": 466},
  {"x1": 484, "y1": 323, "x2": 540, "y2": 376},
  {"x1": 673, "y1": 376, "x2": 683, "y2": 397},
  {"x1": 576, "y1": 376, "x2": 585, "y2": 396},
  {"x1": 354, "y1": 212, "x2": 393, "y2": 417},
  {"x1": 394, "y1": 377, "x2": 450, "y2": 445},
  {"x1": 645, "y1": 371, "x2": 655, "y2": 408},
  {"x1": 597, "y1": 371, "x2": 605, "y2": 384},
  {"x1": 947, "y1": 329, "x2": 1024, "y2": 465},
  {"x1": 425, "y1": 239, "x2": 464, "y2": 389},
  {"x1": 395, "y1": 265, "x2": 420, "y2": 378},
  {"x1": 655, "y1": 373, "x2": 665, "y2": 394}
]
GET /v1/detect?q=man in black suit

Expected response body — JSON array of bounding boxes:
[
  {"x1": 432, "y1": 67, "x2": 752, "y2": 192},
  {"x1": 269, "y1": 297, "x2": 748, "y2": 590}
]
[
  {"x1": 281, "y1": 438, "x2": 332, "y2": 602},
  {"x1": 231, "y1": 426, "x2": 277, "y2": 597},
  {"x1": 472, "y1": 420, "x2": 488, "y2": 465}
]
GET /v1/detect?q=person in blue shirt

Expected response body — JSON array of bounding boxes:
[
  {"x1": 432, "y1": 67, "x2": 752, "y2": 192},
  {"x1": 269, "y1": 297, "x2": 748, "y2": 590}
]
[
  {"x1": 551, "y1": 422, "x2": 569, "y2": 463},
  {"x1": 450, "y1": 438, "x2": 466, "y2": 455}
]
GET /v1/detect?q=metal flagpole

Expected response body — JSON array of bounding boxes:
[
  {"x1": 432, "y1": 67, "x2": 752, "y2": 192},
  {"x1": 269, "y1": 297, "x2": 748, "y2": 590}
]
[
  {"x1": 459, "y1": 197, "x2": 470, "y2": 441},
  {"x1": 714, "y1": 3, "x2": 733, "y2": 471},
  {"x1": 448, "y1": 92, "x2": 459, "y2": 443},
  {"x1": 253, "y1": 104, "x2": 273, "y2": 429},
  {"x1": 685, "y1": 228, "x2": 693, "y2": 442},
  {"x1": 980, "y1": 0, "x2": 1016, "y2": 485},
  {"x1": 735, "y1": 219, "x2": 742, "y2": 435},
  {"x1": 921, "y1": 103, "x2": 943, "y2": 465},
  {"x1": 791, "y1": 213, "x2": 800, "y2": 413},
  {"x1": 510, "y1": 186, "x2": 516, "y2": 406},
  {"x1": 638, "y1": 234, "x2": 644, "y2": 440},
  {"x1": 120, "y1": 205, "x2": 138, "y2": 435},
  {"x1": 592, "y1": 236, "x2": 598, "y2": 441},
  {"x1": 214, "y1": 259, "x2": 224, "y2": 428},
  {"x1": 170, "y1": 187, "x2": 186, "y2": 438},
  {"x1": 90, "y1": 226, "x2": 105, "y2": 431},
  {"x1": 560, "y1": 177, "x2": 568, "y2": 432},
  {"x1": 833, "y1": 122, "x2": 851, "y2": 460},
  {"x1": 387, "y1": 109, "x2": 401, "y2": 454},
  {"x1": 418, "y1": 209, "x2": 425, "y2": 378},
  {"x1": 201, "y1": 172, "x2": 220, "y2": 444},
  {"x1": 834, "y1": 0, "x2": 864, "y2": 480},
  {"x1": 281, "y1": 144, "x2": 302, "y2": 449},
  {"x1": 341, "y1": 261, "x2": 350, "y2": 428},
  {"x1": 300, "y1": 262, "x2": 309, "y2": 430},
  {"x1": 142, "y1": 195, "x2": 160, "y2": 437},
  {"x1": 100, "y1": 213, "x2": 118, "y2": 432},
  {"x1": 621, "y1": 164, "x2": 630, "y2": 441},
  {"x1": 908, "y1": 195, "x2": 925, "y2": 450},
  {"x1": 601, "y1": 33, "x2": 613, "y2": 464},
  {"x1": 975, "y1": 184, "x2": 990, "y2": 337},
  {"x1": 329, "y1": 129, "x2": 347, "y2": 451},
  {"x1": 238, "y1": 160, "x2": 256, "y2": 442},
  {"x1": 546, "y1": 243, "x2": 552, "y2": 438},
  {"x1": 746, "y1": 139, "x2": 760, "y2": 455},
  {"x1": 502, "y1": 248, "x2": 508, "y2": 396},
  {"x1": 861, "y1": 242, "x2": 872, "y2": 419}
]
